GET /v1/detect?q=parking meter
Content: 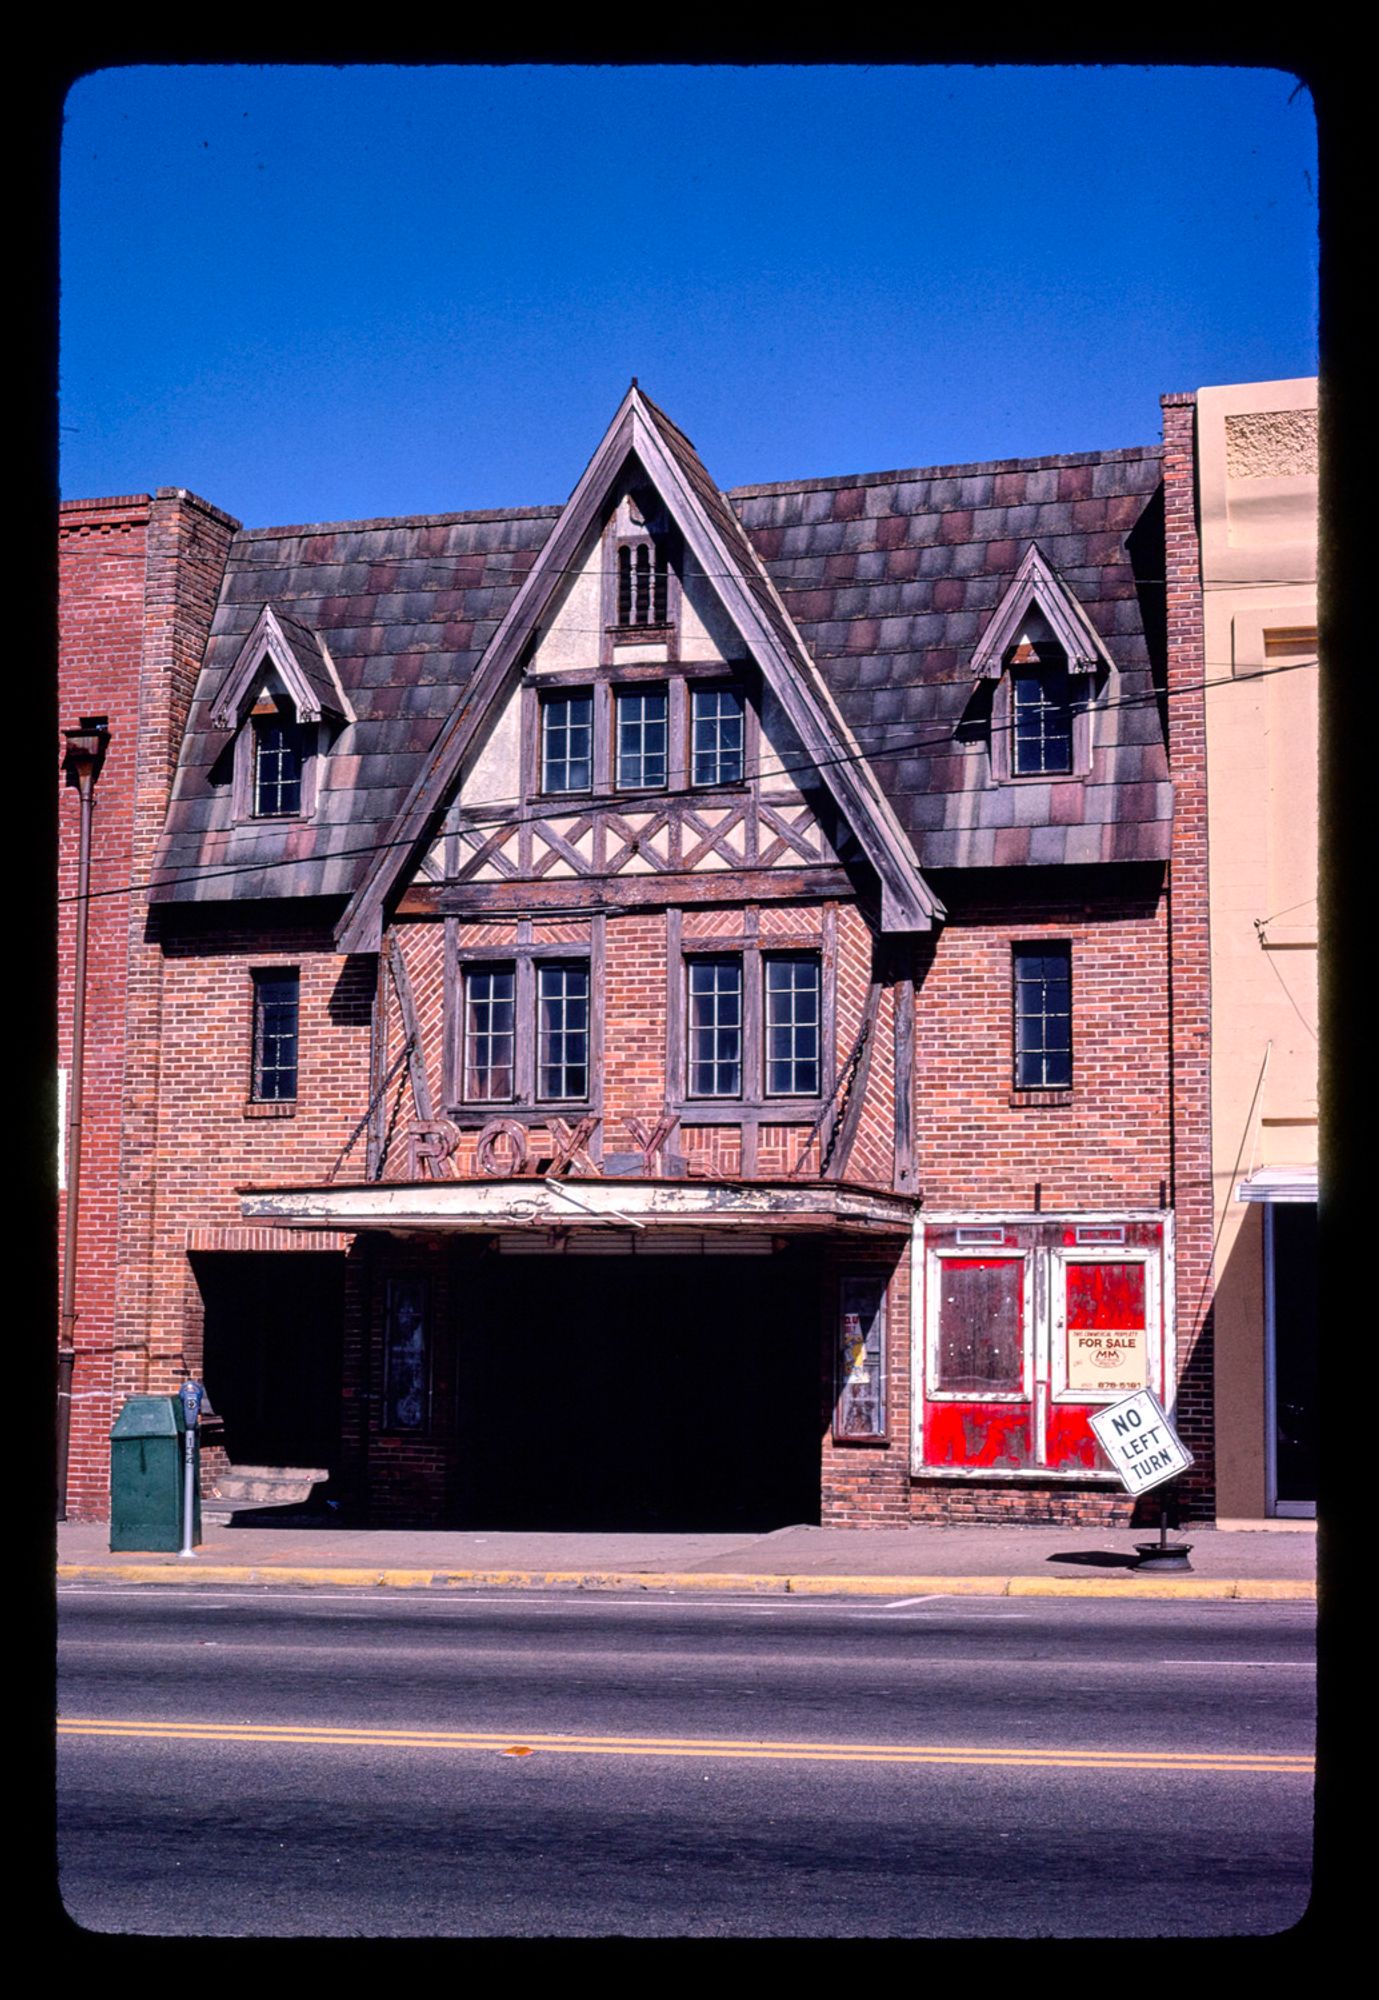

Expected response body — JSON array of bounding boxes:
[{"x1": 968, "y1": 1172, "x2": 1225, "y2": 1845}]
[{"x1": 178, "y1": 1378, "x2": 204, "y2": 1559}]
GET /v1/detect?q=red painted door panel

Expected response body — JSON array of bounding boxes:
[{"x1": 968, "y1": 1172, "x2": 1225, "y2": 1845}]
[
  {"x1": 923, "y1": 1402, "x2": 1035, "y2": 1471},
  {"x1": 1054, "y1": 1253, "x2": 1153, "y2": 1470},
  {"x1": 924, "y1": 1250, "x2": 1032, "y2": 1471}
]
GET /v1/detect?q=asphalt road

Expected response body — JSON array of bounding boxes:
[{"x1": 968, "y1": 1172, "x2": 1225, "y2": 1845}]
[{"x1": 57, "y1": 1587, "x2": 1316, "y2": 1938}]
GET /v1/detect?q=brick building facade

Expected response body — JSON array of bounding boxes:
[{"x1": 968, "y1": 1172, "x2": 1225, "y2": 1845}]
[{"x1": 57, "y1": 386, "x2": 1213, "y2": 1529}]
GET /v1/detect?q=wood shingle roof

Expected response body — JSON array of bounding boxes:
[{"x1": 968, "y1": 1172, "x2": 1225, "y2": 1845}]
[{"x1": 150, "y1": 423, "x2": 1171, "y2": 910}]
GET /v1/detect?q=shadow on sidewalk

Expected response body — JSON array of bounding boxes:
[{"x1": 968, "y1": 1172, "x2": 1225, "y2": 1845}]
[{"x1": 1046, "y1": 1549, "x2": 1139, "y2": 1570}]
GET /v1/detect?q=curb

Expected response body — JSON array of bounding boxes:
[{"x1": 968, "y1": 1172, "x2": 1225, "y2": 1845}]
[{"x1": 56, "y1": 1564, "x2": 1316, "y2": 1602}]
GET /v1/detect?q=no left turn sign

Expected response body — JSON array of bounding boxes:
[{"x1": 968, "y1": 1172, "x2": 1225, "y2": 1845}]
[{"x1": 1088, "y1": 1388, "x2": 1193, "y2": 1496}]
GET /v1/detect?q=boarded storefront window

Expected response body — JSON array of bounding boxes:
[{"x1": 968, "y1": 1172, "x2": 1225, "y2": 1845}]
[
  {"x1": 835, "y1": 1276, "x2": 887, "y2": 1438},
  {"x1": 935, "y1": 1258, "x2": 1025, "y2": 1395},
  {"x1": 384, "y1": 1278, "x2": 430, "y2": 1432}
]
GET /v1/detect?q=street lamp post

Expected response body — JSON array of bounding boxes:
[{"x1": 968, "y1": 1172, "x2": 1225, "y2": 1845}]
[{"x1": 58, "y1": 716, "x2": 110, "y2": 1522}]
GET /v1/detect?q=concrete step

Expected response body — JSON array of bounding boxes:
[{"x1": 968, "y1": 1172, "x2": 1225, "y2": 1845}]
[{"x1": 203, "y1": 1465, "x2": 330, "y2": 1523}]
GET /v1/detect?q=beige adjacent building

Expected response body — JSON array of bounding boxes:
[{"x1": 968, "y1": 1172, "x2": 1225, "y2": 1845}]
[{"x1": 1199, "y1": 377, "x2": 1318, "y2": 1523}]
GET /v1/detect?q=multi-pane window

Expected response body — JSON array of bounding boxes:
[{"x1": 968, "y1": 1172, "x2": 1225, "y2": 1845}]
[
  {"x1": 615, "y1": 689, "x2": 668, "y2": 790},
  {"x1": 541, "y1": 694, "x2": 594, "y2": 794},
  {"x1": 691, "y1": 686, "x2": 745, "y2": 786},
  {"x1": 617, "y1": 541, "x2": 669, "y2": 626},
  {"x1": 531, "y1": 678, "x2": 752, "y2": 798},
  {"x1": 1013, "y1": 944, "x2": 1072, "y2": 1088},
  {"x1": 461, "y1": 959, "x2": 592, "y2": 1104},
  {"x1": 1011, "y1": 665, "x2": 1076, "y2": 776},
  {"x1": 252, "y1": 971, "x2": 299, "y2": 1101},
  {"x1": 537, "y1": 962, "x2": 590, "y2": 1101},
  {"x1": 253, "y1": 715, "x2": 306, "y2": 816},
  {"x1": 464, "y1": 967, "x2": 516, "y2": 1101},
  {"x1": 686, "y1": 952, "x2": 823, "y2": 1100},
  {"x1": 687, "y1": 957, "x2": 744, "y2": 1098},
  {"x1": 764, "y1": 954, "x2": 822, "y2": 1096}
]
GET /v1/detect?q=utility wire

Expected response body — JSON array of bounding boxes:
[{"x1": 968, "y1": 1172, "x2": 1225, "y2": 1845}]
[
  {"x1": 58, "y1": 654, "x2": 1317, "y2": 907},
  {"x1": 1258, "y1": 948, "x2": 1319, "y2": 1045},
  {"x1": 214, "y1": 545, "x2": 1321, "y2": 591},
  {"x1": 1255, "y1": 895, "x2": 1318, "y2": 929}
]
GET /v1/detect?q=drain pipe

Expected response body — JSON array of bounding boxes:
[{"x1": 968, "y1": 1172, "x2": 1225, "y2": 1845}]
[{"x1": 58, "y1": 717, "x2": 110, "y2": 1520}]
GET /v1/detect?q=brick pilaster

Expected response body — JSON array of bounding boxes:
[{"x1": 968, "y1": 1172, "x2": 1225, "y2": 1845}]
[
  {"x1": 1159, "y1": 393, "x2": 1215, "y2": 1518},
  {"x1": 58, "y1": 498, "x2": 150, "y2": 1515},
  {"x1": 107, "y1": 492, "x2": 239, "y2": 1500}
]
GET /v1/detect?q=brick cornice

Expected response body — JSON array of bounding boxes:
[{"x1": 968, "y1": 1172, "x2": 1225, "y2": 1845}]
[{"x1": 59, "y1": 496, "x2": 151, "y2": 534}]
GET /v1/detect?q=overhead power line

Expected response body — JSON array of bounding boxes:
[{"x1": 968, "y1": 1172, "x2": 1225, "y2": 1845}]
[
  {"x1": 58, "y1": 654, "x2": 1317, "y2": 909},
  {"x1": 214, "y1": 540, "x2": 1324, "y2": 594}
]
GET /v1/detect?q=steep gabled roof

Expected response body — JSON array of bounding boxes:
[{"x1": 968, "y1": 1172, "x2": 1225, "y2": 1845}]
[
  {"x1": 148, "y1": 418, "x2": 1171, "y2": 907},
  {"x1": 969, "y1": 543, "x2": 1117, "y2": 679},
  {"x1": 209, "y1": 602, "x2": 355, "y2": 729},
  {"x1": 335, "y1": 384, "x2": 942, "y2": 953},
  {"x1": 150, "y1": 502, "x2": 558, "y2": 906},
  {"x1": 730, "y1": 444, "x2": 1170, "y2": 872}
]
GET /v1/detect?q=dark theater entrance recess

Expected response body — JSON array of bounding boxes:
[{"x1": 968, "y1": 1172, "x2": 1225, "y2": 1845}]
[
  {"x1": 196, "y1": 1253, "x2": 344, "y2": 1474},
  {"x1": 453, "y1": 1248, "x2": 824, "y2": 1530}
]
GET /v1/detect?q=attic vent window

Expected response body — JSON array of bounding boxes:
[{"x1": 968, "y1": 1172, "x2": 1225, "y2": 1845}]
[{"x1": 618, "y1": 541, "x2": 669, "y2": 627}]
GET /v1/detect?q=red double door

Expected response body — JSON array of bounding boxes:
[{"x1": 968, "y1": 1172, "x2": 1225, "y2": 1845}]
[{"x1": 916, "y1": 1216, "x2": 1170, "y2": 1479}]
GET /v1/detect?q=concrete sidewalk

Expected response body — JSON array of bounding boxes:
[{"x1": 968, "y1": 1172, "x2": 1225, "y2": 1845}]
[{"x1": 56, "y1": 1518, "x2": 1317, "y2": 1600}]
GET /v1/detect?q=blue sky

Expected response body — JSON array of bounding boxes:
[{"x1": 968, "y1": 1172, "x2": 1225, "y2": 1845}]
[{"x1": 59, "y1": 65, "x2": 1318, "y2": 527}]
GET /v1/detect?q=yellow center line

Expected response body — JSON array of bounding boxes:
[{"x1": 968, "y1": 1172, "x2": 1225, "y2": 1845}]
[{"x1": 57, "y1": 1718, "x2": 1313, "y2": 1775}]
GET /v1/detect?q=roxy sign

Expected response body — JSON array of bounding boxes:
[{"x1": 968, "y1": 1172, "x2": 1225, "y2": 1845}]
[
  {"x1": 1088, "y1": 1389, "x2": 1193, "y2": 1496},
  {"x1": 404, "y1": 1113, "x2": 680, "y2": 1181}
]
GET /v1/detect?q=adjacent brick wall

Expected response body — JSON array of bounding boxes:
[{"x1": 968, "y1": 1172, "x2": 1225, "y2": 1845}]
[
  {"x1": 110, "y1": 493, "x2": 242, "y2": 1472},
  {"x1": 1160, "y1": 393, "x2": 1215, "y2": 1517},
  {"x1": 131, "y1": 912, "x2": 373, "y2": 1414},
  {"x1": 59, "y1": 492, "x2": 245, "y2": 1515},
  {"x1": 57, "y1": 498, "x2": 150, "y2": 1514},
  {"x1": 912, "y1": 869, "x2": 1171, "y2": 1213}
]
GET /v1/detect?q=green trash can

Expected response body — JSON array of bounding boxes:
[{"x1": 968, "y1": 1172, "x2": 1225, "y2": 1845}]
[{"x1": 110, "y1": 1396, "x2": 200, "y2": 1552}]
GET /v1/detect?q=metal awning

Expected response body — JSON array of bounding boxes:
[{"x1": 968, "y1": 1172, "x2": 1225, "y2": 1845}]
[
  {"x1": 1236, "y1": 1165, "x2": 1319, "y2": 1205},
  {"x1": 237, "y1": 1175, "x2": 919, "y2": 1238}
]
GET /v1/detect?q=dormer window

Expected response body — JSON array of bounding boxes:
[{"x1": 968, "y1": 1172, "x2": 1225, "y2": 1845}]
[
  {"x1": 968, "y1": 546, "x2": 1109, "y2": 787},
  {"x1": 1010, "y1": 646, "x2": 1076, "y2": 777},
  {"x1": 210, "y1": 604, "x2": 354, "y2": 828},
  {"x1": 252, "y1": 702, "x2": 308, "y2": 816},
  {"x1": 988, "y1": 631, "x2": 1090, "y2": 784},
  {"x1": 232, "y1": 683, "x2": 318, "y2": 821}
]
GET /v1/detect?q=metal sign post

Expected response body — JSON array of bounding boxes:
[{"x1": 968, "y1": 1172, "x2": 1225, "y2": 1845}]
[
  {"x1": 178, "y1": 1379, "x2": 204, "y2": 1560},
  {"x1": 1088, "y1": 1388, "x2": 1195, "y2": 1571}
]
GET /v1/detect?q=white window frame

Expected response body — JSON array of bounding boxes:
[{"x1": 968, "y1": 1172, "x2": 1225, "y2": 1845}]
[
  {"x1": 1048, "y1": 1244, "x2": 1163, "y2": 1406},
  {"x1": 923, "y1": 1247, "x2": 1035, "y2": 1405}
]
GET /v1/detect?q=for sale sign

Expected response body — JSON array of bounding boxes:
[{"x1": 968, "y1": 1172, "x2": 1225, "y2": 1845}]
[{"x1": 1088, "y1": 1388, "x2": 1193, "y2": 1495}]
